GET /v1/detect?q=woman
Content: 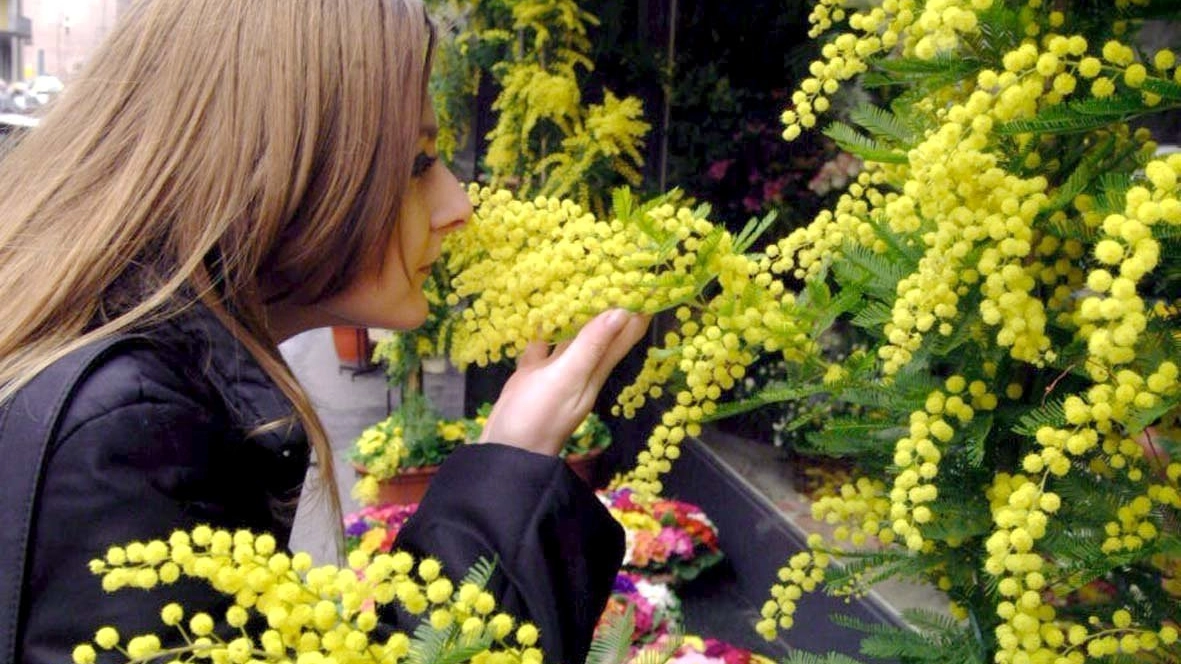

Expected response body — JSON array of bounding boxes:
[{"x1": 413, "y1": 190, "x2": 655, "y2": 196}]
[{"x1": 0, "y1": 1, "x2": 648, "y2": 662}]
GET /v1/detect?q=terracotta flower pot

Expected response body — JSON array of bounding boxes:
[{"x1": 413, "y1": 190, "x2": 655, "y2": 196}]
[
  {"x1": 564, "y1": 447, "x2": 606, "y2": 486},
  {"x1": 331, "y1": 326, "x2": 373, "y2": 369},
  {"x1": 355, "y1": 463, "x2": 439, "y2": 506},
  {"x1": 357, "y1": 447, "x2": 607, "y2": 506}
]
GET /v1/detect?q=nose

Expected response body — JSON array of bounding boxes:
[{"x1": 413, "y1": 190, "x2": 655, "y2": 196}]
[{"x1": 430, "y1": 165, "x2": 473, "y2": 236}]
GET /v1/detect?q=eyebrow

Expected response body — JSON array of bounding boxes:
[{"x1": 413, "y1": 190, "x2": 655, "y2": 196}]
[{"x1": 420, "y1": 124, "x2": 439, "y2": 140}]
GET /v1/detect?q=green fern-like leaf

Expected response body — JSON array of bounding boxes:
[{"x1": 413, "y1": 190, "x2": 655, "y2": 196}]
[
  {"x1": 899, "y1": 608, "x2": 963, "y2": 635},
  {"x1": 1139, "y1": 77, "x2": 1181, "y2": 101},
  {"x1": 1047, "y1": 134, "x2": 1116, "y2": 211},
  {"x1": 863, "y1": 55, "x2": 981, "y2": 88},
  {"x1": 850, "y1": 301, "x2": 893, "y2": 330},
  {"x1": 407, "y1": 557, "x2": 502, "y2": 664},
  {"x1": 435, "y1": 638, "x2": 499, "y2": 664},
  {"x1": 1096, "y1": 172, "x2": 1134, "y2": 213},
  {"x1": 919, "y1": 495, "x2": 993, "y2": 541},
  {"x1": 585, "y1": 604, "x2": 635, "y2": 664},
  {"x1": 630, "y1": 629, "x2": 683, "y2": 664},
  {"x1": 1123, "y1": 394, "x2": 1180, "y2": 435},
  {"x1": 848, "y1": 103, "x2": 917, "y2": 145},
  {"x1": 822, "y1": 548, "x2": 937, "y2": 592},
  {"x1": 957, "y1": 413, "x2": 994, "y2": 467},
  {"x1": 408, "y1": 620, "x2": 462, "y2": 664},
  {"x1": 705, "y1": 382, "x2": 829, "y2": 421},
  {"x1": 1012, "y1": 399, "x2": 1067, "y2": 436},
  {"x1": 460, "y1": 557, "x2": 498, "y2": 589},
  {"x1": 834, "y1": 243, "x2": 909, "y2": 300},
  {"x1": 868, "y1": 215, "x2": 924, "y2": 266},
  {"x1": 734, "y1": 210, "x2": 779, "y2": 254},
  {"x1": 611, "y1": 186, "x2": 635, "y2": 221},
  {"x1": 996, "y1": 94, "x2": 1150, "y2": 136},
  {"x1": 802, "y1": 417, "x2": 905, "y2": 457},
  {"x1": 823, "y1": 122, "x2": 909, "y2": 164}
]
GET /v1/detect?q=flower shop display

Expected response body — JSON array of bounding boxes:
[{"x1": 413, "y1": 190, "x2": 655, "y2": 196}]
[
  {"x1": 603, "y1": 572, "x2": 684, "y2": 645},
  {"x1": 598, "y1": 488, "x2": 723, "y2": 585},
  {"x1": 72, "y1": 0, "x2": 1181, "y2": 660},
  {"x1": 350, "y1": 391, "x2": 473, "y2": 506},
  {"x1": 344, "y1": 502, "x2": 420, "y2": 555},
  {"x1": 638, "y1": 635, "x2": 776, "y2": 664},
  {"x1": 744, "y1": 0, "x2": 1181, "y2": 660},
  {"x1": 437, "y1": 2, "x2": 1181, "y2": 661},
  {"x1": 350, "y1": 394, "x2": 614, "y2": 506}
]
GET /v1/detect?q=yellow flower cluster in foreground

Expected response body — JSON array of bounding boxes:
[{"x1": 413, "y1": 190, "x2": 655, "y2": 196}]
[
  {"x1": 75, "y1": 527, "x2": 539, "y2": 664},
  {"x1": 444, "y1": 186, "x2": 820, "y2": 499}
]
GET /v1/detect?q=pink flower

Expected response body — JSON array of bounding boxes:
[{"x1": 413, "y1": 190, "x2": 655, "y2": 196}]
[{"x1": 707, "y1": 159, "x2": 734, "y2": 181}]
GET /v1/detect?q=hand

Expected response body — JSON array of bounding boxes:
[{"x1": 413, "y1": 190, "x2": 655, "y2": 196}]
[{"x1": 479, "y1": 309, "x2": 650, "y2": 456}]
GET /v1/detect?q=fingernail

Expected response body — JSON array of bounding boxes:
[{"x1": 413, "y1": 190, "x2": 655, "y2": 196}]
[{"x1": 604, "y1": 308, "x2": 628, "y2": 332}]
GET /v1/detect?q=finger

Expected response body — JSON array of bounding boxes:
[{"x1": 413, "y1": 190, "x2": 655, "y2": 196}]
[
  {"x1": 584, "y1": 312, "x2": 650, "y2": 390},
  {"x1": 517, "y1": 339, "x2": 549, "y2": 368},
  {"x1": 550, "y1": 338, "x2": 573, "y2": 359},
  {"x1": 554, "y1": 309, "x2": 641, "y2": 386}
]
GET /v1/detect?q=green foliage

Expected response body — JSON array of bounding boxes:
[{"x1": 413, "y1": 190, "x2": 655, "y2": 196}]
[
  {"x1": 833, "y1": 610, "x2": 987, "y2": 664},
  {"x1": 585, "y1": 605, "x2": 636, "y2": 664},
  {"x1": 822, "y1": 122, "x2": 909, "y2": 164},
  {"x1": 996, "y1": 94, "x2": 1180, "y2": 136},
  {"x1": 848, "y1": 103, "x2": 918, "y2": 145}
]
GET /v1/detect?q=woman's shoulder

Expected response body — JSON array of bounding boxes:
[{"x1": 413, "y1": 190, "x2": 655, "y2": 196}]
[{"x1": 54, "y1": 335, "x2": 223, "y2": 443}]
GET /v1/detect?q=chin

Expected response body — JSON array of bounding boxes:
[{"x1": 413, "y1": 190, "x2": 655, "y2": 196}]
[{"x1": 381, "y1": 296, "x2": 429, "y2": 330}]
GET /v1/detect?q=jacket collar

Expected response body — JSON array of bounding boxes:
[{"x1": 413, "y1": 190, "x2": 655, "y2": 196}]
[{"x1": 160, "y1": 305, "x2": 307, "y2": 452}]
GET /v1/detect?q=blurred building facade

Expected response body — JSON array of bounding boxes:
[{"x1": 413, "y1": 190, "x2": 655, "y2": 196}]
[
  {"x1": 18, "y1": 0, "x2": 130, "y2": 82},
  {"x1": 0, "y1": 0, "x2": 33, "y2": 83}
]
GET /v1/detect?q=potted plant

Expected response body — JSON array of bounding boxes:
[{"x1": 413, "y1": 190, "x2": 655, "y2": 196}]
[
  {"x1": 350, "y1": 397, "x2": 614, "y2": 506},
  {"x1": 349, "y1": 391, "x2": 473, "y2": 506}
]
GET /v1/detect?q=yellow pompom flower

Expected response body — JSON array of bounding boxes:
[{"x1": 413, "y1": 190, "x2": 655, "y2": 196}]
[
  {"x1": 94, "y1": 627, "x2": 119, "y2": 650},
  {"x1": 71, "y1": 645, "x2": 97, "y2": 664}
]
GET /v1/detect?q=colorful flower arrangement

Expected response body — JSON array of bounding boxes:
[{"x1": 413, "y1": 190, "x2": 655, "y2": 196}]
[
  {"x1": 597, "y1": 488, "x2": 724, "y2": 584},
  {"x1": 596, "y1": 571, "x2": 684, "y2": 647},
  {"x1": 350, "y1": 395, "x2": 612, "y2": 506},
  {"x1": 641, "y1": 635, "x2": 777, "y2": 664},
  {"x1": 349, "y1": 392, "x2": 476, "y2": 505},
  {"x1": 344, "y1": 502, "x2": 420, "y2": 555}
]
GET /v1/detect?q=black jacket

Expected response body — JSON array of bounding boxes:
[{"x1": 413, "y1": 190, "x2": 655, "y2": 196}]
[{"x1": 15, "y1": 310, "x2": 623, "y2": 664}]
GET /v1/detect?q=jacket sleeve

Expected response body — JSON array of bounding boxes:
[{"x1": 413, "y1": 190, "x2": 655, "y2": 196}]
[
  {"x1": 19, "y1": 365, "x2": 260, "y2": 664},
  {"x1": 392, "y1": 443, "x2": 624, "y2": 664}
]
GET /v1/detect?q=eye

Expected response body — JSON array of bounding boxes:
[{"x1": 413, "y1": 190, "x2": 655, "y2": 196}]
[{"x1": 411, "y1": 152, "x2": 438, "y2": 178}]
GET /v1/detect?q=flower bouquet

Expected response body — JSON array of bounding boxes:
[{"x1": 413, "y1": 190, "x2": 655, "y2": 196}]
[
  {"x1": 597, "y1": 488, "x2": 723, "y2": 585},
  {"x1": 344, "y1": 502, "x2": 419, "y2": 555},
  {"x1": 634, "y1": 635, "x2": 776, "y2": 664},
  {"x1": 594, "y1": 571, "x2": 684, "y2": 648}
]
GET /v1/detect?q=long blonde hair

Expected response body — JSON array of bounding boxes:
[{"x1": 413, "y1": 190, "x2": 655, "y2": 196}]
[{"x1": 0, "y1": 0, "x2": 434, "y2": 545}]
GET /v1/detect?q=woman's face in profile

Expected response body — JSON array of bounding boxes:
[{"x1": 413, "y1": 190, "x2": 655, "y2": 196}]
[{"x1": 315, "y1": 99, "x2": 472, "y2": 331}]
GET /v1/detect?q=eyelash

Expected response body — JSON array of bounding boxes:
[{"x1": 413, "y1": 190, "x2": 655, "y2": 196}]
[{"x1": 411, "y1": 152, "x2": 438, "y2": 178}]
